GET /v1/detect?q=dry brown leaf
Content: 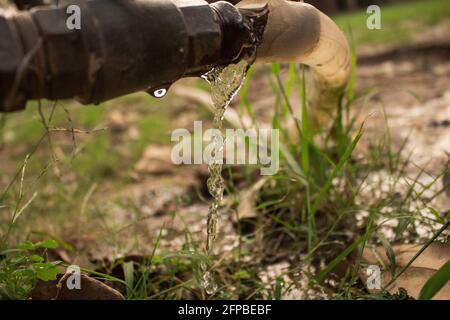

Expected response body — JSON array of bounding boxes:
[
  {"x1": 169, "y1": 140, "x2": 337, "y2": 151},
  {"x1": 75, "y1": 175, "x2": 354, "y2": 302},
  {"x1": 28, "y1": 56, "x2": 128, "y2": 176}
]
[
  {"x1": 361, "y1": 242, "x2": 450, "y2": 299},
  {"x1": 31, "y1": 273, "x2": 125, "y2": 300},
  {"x1": 135, "y1": 145, "x2": 175, "y2": 174},
  {"x1": 362, "y1": 242, "x2": 450, "y2": 270},
  {"x1": 236, "y1": 177, "x2": 267, "y2": 220},
  {"x1": 380, "y1": 267, "x2": 450, "y2": 300}
]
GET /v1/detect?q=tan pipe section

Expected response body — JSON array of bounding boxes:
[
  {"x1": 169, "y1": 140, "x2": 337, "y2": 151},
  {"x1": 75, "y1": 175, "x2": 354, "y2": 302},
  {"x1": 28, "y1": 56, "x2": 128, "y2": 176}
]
[{"x1": 238, "y1": 0, "x2": 352, "y2": 126}]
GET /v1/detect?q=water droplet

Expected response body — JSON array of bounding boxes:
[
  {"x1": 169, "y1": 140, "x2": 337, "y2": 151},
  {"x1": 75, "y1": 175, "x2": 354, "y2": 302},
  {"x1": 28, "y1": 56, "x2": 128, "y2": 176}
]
[{"x1": 151, "y1": 88, "x2": 167, "y2": 98}]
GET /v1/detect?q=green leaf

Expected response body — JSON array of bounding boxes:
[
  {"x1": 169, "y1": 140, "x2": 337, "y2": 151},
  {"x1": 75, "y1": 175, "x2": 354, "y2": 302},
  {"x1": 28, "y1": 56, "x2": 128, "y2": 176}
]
[
  {"x1": 28, "y1": 255, "x2": 44, "y2": 263},
  {"x1": 36, "y1": 239, "x2": 58, "y2": 249},
  {"x1": 232, "y1": 270, "x2": 251, "y2": 281},
  {"x1": 18, "y1": 241, "x2": 35, "y2": 251},
  {"x1": 10, "y1": 256, "x2": 27, "y2": 265},
  {"x1": 13, "y1": 268, "x2": 35, "y2": 279},
  {"x1": 33, "y1": 263, "x2": 59, "y2": 281},
  {"x1": 418, "y1": 259, "x2": 450, "y2": 300}
]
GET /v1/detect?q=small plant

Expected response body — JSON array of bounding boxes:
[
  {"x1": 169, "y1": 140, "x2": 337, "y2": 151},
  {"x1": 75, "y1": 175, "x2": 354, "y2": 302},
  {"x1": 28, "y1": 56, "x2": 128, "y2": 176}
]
[{"x1": 0, "y1": 239, "x2": 60, "y2": 299}]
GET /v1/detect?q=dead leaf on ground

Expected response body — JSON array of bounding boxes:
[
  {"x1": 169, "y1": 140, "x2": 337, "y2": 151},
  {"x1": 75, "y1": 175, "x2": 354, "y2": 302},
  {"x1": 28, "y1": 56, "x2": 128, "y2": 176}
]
[
  {"x1": 236, "y1": 177, "x2": 267, "y2": 220},
  {"x1": 361, "y1": 242, "x2": 450, "y2": 299},
  {"x1": 31, "y1": 273, "x2": 125, "y2": 300},
  {"x1": 135, "y1": 145, "x2": 175, "y2": 174}
]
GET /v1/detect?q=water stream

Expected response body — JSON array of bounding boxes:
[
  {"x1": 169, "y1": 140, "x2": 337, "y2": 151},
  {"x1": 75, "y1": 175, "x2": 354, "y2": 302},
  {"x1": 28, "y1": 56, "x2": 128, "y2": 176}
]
[
  {"x1": 200, "y1": 60, "x2": 250, "y2": 294},
  {"x1": 197, "y1": 4, "x2": 268, "y2": 295}
]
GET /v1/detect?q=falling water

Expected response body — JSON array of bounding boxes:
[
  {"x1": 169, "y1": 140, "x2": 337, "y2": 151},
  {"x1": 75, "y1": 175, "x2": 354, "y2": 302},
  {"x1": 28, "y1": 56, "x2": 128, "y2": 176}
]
[
  {"x1": 200, "y1": 60, "x2": 250, "y2": 294},
  {"x1": 198, "y1": 4, "x2": 268, "y2": 295}
]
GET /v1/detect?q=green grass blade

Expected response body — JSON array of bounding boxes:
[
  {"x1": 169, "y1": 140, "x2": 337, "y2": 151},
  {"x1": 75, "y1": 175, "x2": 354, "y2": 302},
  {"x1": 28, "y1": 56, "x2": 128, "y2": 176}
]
[
  {"x1": 310, "y1": 124, "x2": 364, "y2": 215},
  {"x1": 315, "y1": 237, "x2": 362, "y2": 283},
  {"x1": 346, "y1": 25, "x2": 357, "y2": 106},
  {"x1": 378, "y1": 234, "x2": 397, "y2": 277},
  {"x1": 240, "y1": 66, "x2": 256, "y2": 125},
  {"x1": 299, "y1": 65, "x2": 310, "y2": 176},
  {"x1": 419, "y1": 259, "x2": 450, "y2": 300},
  {"x1": 123, "y1": 261, "x2": 135, "y2": 298}
]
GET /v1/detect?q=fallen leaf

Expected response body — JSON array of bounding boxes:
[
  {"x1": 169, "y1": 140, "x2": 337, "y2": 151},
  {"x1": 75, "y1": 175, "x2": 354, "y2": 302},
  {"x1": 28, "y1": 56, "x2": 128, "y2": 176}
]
[
  {"x1": 236, "y1": 177, "x2": 267, "y2": 220},
  {"x1": 135, "y1": 145, "x2": 175, "y2": 174},
  {"x1": 362, "y1": 242, "x2": 450, "y2": 270},
  {"x1": 361, "y1": 242, "x2": 450, "y2": 300},
  {"x1": 31, "y1": 273, "x2": 125, "y2": 300}
]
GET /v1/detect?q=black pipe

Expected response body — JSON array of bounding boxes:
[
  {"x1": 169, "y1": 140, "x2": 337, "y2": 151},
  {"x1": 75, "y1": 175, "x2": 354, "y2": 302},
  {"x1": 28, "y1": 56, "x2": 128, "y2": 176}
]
[
  {"x1": 13, "y1": 0, "x2": 50, "y2": 10},
  {"x1": 0, "y1": 0, "x2": 261, "y2": 112}
]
